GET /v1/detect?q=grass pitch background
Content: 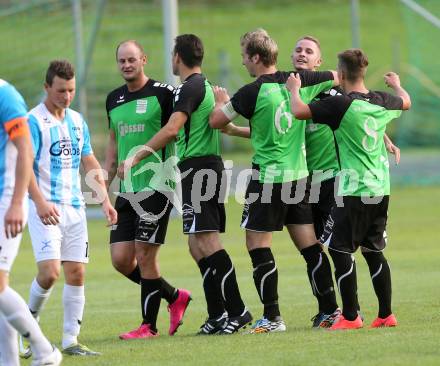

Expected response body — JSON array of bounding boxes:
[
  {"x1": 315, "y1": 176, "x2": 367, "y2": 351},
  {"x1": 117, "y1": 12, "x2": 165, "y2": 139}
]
[{"x1": 11, "y1": 186, "x2": 440, "y2": 365}]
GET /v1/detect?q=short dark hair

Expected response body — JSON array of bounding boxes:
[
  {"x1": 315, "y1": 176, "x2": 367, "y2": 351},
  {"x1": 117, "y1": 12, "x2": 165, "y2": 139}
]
[
  {"x1": 338, "y1": 48, "x2": 369, "y2": 82},
  {"x1": 240, "y1": 28, "x2": 278, "y2": 67},
  {"x1": 174, "y1": 34, "x2": 204, "y2": 68},
  {"x1": 296, "y1": 35, "x2": 321, "y2": 51},
  {"x1": 45, "y1": 60, "x2": 75, "y2": 86},
  {"x1": 115, "y1": 40, "x2": 145, "y2": 60}
]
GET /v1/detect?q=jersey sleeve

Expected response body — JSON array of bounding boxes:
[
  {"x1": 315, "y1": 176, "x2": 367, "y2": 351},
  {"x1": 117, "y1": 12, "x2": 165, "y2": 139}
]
[
  {"x1": 81, "y1": 119, "x2": 93, "y2": 156},
  {"x1": 173, "y1": 78, "x2": 205, "y2": 116},
  {"x1": 229, "y1": 83, "x2": 258, "y2": 120},
  {"x1": 28, "y1": 114, "x2": 41, "y2": 157},
  {"x1": 159, "y1": 86, "x2": 175, "y2": 127},
  {"x1": 298, "y1": 70, "x2": 334, "y2": 101},
  {"x1": 376, "y1": 91, "x2": 404, "y2": 110},
  {"x1": 0, "y1": 84, "x2": 29, "y2": 140},
  {"x1": 309, "y1": 95, "x2": 352, "y2": 130},
  {"x1": 105, "y1": 93, "x2": 113, "y2": 130}
]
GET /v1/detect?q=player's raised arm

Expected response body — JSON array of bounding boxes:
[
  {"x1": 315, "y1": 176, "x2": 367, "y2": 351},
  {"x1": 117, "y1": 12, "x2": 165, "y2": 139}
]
[
  {"x1": 384, "y1": 72, "x2": 411, "y2": 110},
  {"x1": 330, "y1": 70, "x2": 340, "y2": 86},
  {"x1": 210, "y1": 85, "x2": 250, "y2": 138},
  {"x1": 286, "y1": 73, "x2": 312, "y2": 120}
]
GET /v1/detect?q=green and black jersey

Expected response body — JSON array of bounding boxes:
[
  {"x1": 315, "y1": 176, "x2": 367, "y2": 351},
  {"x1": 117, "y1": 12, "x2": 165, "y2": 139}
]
[
  {"x1": 309, "y1": 90, "x2": 403, "y2": 197},
  {"x1": 305, "y1": 87, "x2": 342, "y2": 182},
  {"x1": 230, "y1": 70, "x2": 334, "y2": 183},
  {"x1": 173, "y1": 73, "x2": 219, "y2": 161},
  {"x1": 106, "y1": 79, "x2": 175, "y2": 193}
]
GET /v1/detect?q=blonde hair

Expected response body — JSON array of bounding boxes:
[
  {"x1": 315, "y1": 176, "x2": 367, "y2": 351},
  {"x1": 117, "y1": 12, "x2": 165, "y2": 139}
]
[{"x1": 240, "y1": 28, "x2": 278, "y2": 67}]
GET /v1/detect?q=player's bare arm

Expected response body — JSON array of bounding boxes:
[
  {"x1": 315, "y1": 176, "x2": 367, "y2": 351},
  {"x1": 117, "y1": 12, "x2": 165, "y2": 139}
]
[
  {"x1": 209, "y1": 86, "x2": 233, "y2": 129},
  {"x1": 384, "y1": 133, "x2": 401, "y2": 165},
  {"x1": 82, "y1": 154, "x2": 117, "y2": 225},
  {"x1": 117, "y1": 111, "x2": 187, "y2": 179},
  {"x1": 4, "y1": 132, "x2": 33, "y2": 238},
  {"x1": 384, "y1": 72, "x2": 411, "y2": 110},
  {"x1": 29, "y1": 174, "x2": 60, "y2": 225},
  {"x1": 209, "y1": 87, "x2": 250, "y2": 138},
  {"x1": 104, "y1": 129, "x2": 118, "y2": 191},
  {"x1": 212, "y1": 85, "x2": 250, "y2": 137},
  {"x1": 287, "y1": 73, "x2": 312, "y2": 120}
]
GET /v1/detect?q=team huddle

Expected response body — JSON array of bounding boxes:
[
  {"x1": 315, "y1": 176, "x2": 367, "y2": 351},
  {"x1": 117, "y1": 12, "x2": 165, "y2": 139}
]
[{"x1": 0, "y1": 28, "x2": 410, "y2": 365}]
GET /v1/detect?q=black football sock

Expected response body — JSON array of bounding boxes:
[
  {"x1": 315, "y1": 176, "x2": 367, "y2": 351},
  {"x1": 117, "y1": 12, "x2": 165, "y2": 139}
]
[
  {"x1": 160, "y1": 277, "x2": 178, "y2": 304},
  {"x1": 362, "y1": 251, "x2": 392, "y2": 318},
  {"x1": 249, "y1": 247, "x2": 280, "y2": 321},
  {"x1": 198, "y1": 257, "x2": 225, "y2": 319},
  {"x1": 125, "y1": 267, "x2": 177, "y2": 304},
  {"x1": 329, "y1": 249, "x2": 359, "y2": 321},
  {"x1": 140, "y1": 278, "x2": 162, "y2": 332},
  {"x1": 126, "y1": 266, "x2": 141, "y2": 284},
  {"x1": 207, "y1": 249, "x2": 245, "y2": 318},
  {"x1": 300, "y1": 243, "x2": 338, "y2": 314}
]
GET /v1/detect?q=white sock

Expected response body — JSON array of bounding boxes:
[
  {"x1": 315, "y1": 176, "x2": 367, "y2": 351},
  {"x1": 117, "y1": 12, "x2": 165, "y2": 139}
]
[
  {"x1": 0, "y1": 286, "x2": 52, "y2": 359},
  {"x1": 28, "y1": 278, "x2": 53, "y2": 318},
  {"x1": 0, "y1": 312, "x2": 19, "y2": 366},
  {"x1": 62, "y1": 284, "x2": 85, "y2": 349}
]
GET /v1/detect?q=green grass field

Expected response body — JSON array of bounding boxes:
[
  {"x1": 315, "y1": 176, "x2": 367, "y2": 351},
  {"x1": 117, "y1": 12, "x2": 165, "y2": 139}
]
[{"x1": 11, "y1": 186, "x2": 440, "y2": 365}]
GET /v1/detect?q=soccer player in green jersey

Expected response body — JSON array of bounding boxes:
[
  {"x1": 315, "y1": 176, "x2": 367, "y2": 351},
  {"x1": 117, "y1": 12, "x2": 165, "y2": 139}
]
[
  {"x1": 117, "y1": 34, "x2": 251, "y2": 335},
  {"x1": 291, "y1": 35, "x2": 401, "y2": 327},
  {"x1": 288, "y1": 48, "x2": 410, "y2": 330},
  {"x1": 210, "y1": 29, "x2": 339, "y2": 333},
  {"x1": 105, "y1": 40, "x2": 191, "y2": 339}
]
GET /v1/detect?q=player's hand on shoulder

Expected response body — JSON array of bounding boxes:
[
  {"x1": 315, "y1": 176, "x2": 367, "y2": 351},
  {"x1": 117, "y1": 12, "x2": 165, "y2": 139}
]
[
  {"x1": 286, "y1": 73, "x2": 301, "y2": 92},
  {"x1": 37, "y1": 200, "x2": 60, "y2": 225},
  {"x1": 212, "y1": 85, "x2": 230, "y2": 103},
  {"x1": 384, "y1": 72, "x2": 400, "y2": 89}
]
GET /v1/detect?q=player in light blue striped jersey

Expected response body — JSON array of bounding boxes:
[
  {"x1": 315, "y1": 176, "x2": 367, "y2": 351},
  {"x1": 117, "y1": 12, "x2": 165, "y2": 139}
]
[{"x1": 19, "y1": 60, "x2": 117, "y2": 358}]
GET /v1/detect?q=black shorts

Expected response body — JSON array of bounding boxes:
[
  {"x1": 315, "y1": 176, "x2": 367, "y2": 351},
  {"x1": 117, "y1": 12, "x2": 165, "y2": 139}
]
[
  {"x1": 110, "y1": 191, "x2": 172, "y2": 244},
  {"x1": 178, "y1": 155, "x2": 226, "y2": 234},
  {"x1": 308, "y1": 177, "x2": 337, "y2": 238},
  {"x1": 241, "y1": 167, "x2": 313, "y2": 232},
  {"x1": 320, "y1": 195, "x2": 389, "y2": 254}
]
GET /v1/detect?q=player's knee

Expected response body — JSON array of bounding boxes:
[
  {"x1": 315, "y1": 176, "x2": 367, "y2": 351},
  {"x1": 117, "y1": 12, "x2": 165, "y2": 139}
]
[
  {"x1": 196, "y1": 234, "x2": 222, "y2": 256},
  {"x1": 38, "y1": 268, "x2": 60, "y2": 288},
  {"x1": 111, "y1": 255, "x2": 134, "y2": 275},
  {"x1": 136, "y1": 252, "x2": 157, "y2": 268},
  {"x1": 65, "y1": 264, "x2": 85, "y2": 285}
]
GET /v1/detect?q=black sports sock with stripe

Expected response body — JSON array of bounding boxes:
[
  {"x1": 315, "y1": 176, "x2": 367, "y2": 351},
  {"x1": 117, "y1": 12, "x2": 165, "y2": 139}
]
[
  {"x1": 198, "y1": 257, "x2": 225, "y2": 319},
  {"x1": 140, "y1": 278, "x2": 162, "y2": 332},
  {"x1": 329, "y1": 249, "x2": 359, "y2": 321},
  {"x1": 125, "y1": 266, "x2": 177, "y2": 304},
  {"x1": 300, "y1": 243, "x2": 338, "y2": 314},
  {"x1": 362, "y1": 251, "x2": 392, "y2": 318},
  {"x1": 207, "y1": 249, "x2": 245, "y2": 318},
  {"x1": 160, "y1": 277, "x2": 178, "y2": 304},
  {"x1": 249, "y1": 247, "x2": 280, "y2": 321},
  {"x1": 126, "y1": 266, "x2": 141, "y2": 284}
]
